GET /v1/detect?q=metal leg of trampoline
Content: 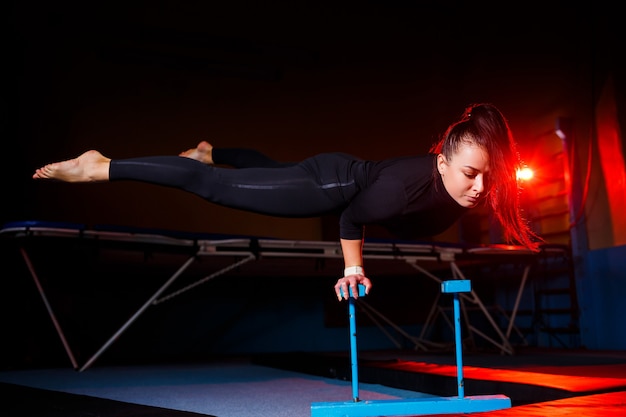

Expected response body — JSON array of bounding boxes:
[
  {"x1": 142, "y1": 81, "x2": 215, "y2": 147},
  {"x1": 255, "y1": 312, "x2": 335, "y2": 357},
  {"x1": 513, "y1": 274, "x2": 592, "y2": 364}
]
[
  {"x1": 20, "y1": 247, "x2": 79, "y2": 370},
  {"x1": 311, "y1": 280, "x2": 512, "y2": 417}
]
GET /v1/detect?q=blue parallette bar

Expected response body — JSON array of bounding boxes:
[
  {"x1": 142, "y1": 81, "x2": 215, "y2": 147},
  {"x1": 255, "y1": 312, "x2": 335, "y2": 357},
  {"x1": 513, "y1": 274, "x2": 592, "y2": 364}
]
[
  {"x1": 441, "y1": 279, "x2": 471, "y2": 294},
  {"x1": 312, "y1": 279, "x2": 512, "y2": 417}
]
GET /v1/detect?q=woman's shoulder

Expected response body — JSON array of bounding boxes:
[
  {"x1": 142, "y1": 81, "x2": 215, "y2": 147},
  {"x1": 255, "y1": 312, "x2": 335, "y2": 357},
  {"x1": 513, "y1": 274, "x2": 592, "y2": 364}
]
[
  {"x1": 380, "y1": 153, "x2": 435, "y2": 163},
  {"x1": 374, "y1": 153, "x2": 436, "y2": 172}
]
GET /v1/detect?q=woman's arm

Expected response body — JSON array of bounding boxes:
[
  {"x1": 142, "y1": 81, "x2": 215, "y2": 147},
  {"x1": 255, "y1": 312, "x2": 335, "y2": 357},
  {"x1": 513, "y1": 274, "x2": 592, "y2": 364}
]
[{"x1": 334, "y1": 238, "x2": 372, "y2": 301}]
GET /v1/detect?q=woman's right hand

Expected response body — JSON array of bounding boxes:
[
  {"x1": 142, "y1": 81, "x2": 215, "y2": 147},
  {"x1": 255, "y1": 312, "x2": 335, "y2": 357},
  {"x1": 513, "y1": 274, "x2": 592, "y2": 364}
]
[{"x1": 334, "y1": 274, "x2": 372, "y2": 301}]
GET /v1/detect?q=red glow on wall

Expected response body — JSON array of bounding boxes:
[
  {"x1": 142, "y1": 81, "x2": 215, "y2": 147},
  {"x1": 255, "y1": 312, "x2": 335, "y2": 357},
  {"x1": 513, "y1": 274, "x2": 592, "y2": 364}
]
[{"x1": 596, "y1": 76, "x2": 626, "y2": 246}]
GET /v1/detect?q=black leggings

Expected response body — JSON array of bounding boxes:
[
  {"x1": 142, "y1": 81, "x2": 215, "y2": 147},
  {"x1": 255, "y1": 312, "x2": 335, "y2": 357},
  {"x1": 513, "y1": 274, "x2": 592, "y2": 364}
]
[
  {"x1": 109, "y1": 151, "x2": 362, "y2": 217},
  {"x1": 212, "y1": 147, "x2": 295, "y2": 169}
]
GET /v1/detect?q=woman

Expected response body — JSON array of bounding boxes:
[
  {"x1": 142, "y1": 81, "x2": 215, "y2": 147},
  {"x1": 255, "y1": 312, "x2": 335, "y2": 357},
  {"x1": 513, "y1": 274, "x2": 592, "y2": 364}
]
[{"x1": 33, "y1": 103, "x2": 540, "y2": 301}]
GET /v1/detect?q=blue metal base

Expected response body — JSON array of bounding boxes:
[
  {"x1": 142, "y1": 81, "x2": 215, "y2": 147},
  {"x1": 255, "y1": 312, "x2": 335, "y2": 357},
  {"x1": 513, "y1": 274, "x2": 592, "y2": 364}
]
[{"x1": 311, "y1": 395, "x2": 511, "y2": 417}]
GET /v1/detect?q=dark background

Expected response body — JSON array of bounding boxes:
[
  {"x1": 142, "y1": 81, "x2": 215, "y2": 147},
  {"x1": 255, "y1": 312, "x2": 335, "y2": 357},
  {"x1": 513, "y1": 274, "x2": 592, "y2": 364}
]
[
  {"x1": 3, "y1": 1, "x2": 625, "y2": 368},
  {"x1": 5, "y1": 1, "x2": 622, "y2": 241}
]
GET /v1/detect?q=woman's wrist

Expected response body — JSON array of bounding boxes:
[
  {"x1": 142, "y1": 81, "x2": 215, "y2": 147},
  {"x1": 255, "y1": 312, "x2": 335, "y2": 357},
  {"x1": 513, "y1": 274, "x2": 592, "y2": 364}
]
[{"x1": 344, "y1": 265, "x2": 364, "y2": 276}]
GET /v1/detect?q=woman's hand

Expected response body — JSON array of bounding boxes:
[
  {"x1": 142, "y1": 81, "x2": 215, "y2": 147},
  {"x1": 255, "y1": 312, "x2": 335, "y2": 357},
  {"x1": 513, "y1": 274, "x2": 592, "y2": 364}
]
[
  {"x1": 334, "y1": 274, "x2": 372, "y2": 301},
  {"x1": 337, "y1": 237, "x2": 371, "y2": 301}
]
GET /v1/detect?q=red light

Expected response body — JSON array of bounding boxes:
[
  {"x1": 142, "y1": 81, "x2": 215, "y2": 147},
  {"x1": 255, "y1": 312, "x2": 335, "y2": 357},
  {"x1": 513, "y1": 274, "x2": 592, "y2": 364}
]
[{"x1": 517, "y1": 167, "x2": 534, "y2": 181}]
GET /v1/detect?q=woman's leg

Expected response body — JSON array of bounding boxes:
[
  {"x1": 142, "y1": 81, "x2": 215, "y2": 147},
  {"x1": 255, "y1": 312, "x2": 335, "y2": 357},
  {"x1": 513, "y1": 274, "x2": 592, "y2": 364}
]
[
  {"x1": 213, "y1": 148, "x2": 294, "y2": 168},
  {"x1": 33, "y1": 142, "x2": 289, "y2": 182},
  {"x1": 33, "y1": 148, "x2": 360, "y2": 217},
  {"x1": 109, "y1": 153, "x2": 358, "y2": 217},
  {"x1": 181, "y1": 141, "x2": 294, "y2": 168}
]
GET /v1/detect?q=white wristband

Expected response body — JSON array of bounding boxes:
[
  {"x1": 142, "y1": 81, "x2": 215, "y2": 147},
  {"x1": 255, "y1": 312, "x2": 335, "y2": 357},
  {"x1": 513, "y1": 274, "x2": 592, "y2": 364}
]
[{"x1": 344, "y1": 266, "x2": 364, "y2": 276}]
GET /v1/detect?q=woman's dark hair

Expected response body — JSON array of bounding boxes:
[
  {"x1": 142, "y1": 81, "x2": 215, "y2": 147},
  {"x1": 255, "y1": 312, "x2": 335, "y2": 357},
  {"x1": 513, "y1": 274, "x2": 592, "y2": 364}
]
[{"x1": 431, "y1": 103, "x2": 541, "y2": 251}]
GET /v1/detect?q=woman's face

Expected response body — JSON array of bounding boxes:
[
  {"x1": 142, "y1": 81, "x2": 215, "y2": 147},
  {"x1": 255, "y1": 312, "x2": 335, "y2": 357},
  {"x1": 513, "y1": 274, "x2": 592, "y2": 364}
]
[{"x1": 437, "y1": 142, "x2": 489, "y2": 208}]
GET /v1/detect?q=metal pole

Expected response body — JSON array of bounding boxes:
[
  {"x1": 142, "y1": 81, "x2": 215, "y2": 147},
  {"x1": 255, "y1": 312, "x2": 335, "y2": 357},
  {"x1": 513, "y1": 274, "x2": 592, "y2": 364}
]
[{"x1": 453, "y1": 292, "x2": 465, "y2": 398}]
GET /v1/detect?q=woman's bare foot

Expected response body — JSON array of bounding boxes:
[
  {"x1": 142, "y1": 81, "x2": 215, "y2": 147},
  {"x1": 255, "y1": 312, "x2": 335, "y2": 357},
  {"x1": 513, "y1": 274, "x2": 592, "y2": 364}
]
[
  {"x1": 32, "y1": 150, "x2": 111, "y2": 182},
  {"x1": 179, "y1": 141, "x2": 213, "y2": 164}
]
